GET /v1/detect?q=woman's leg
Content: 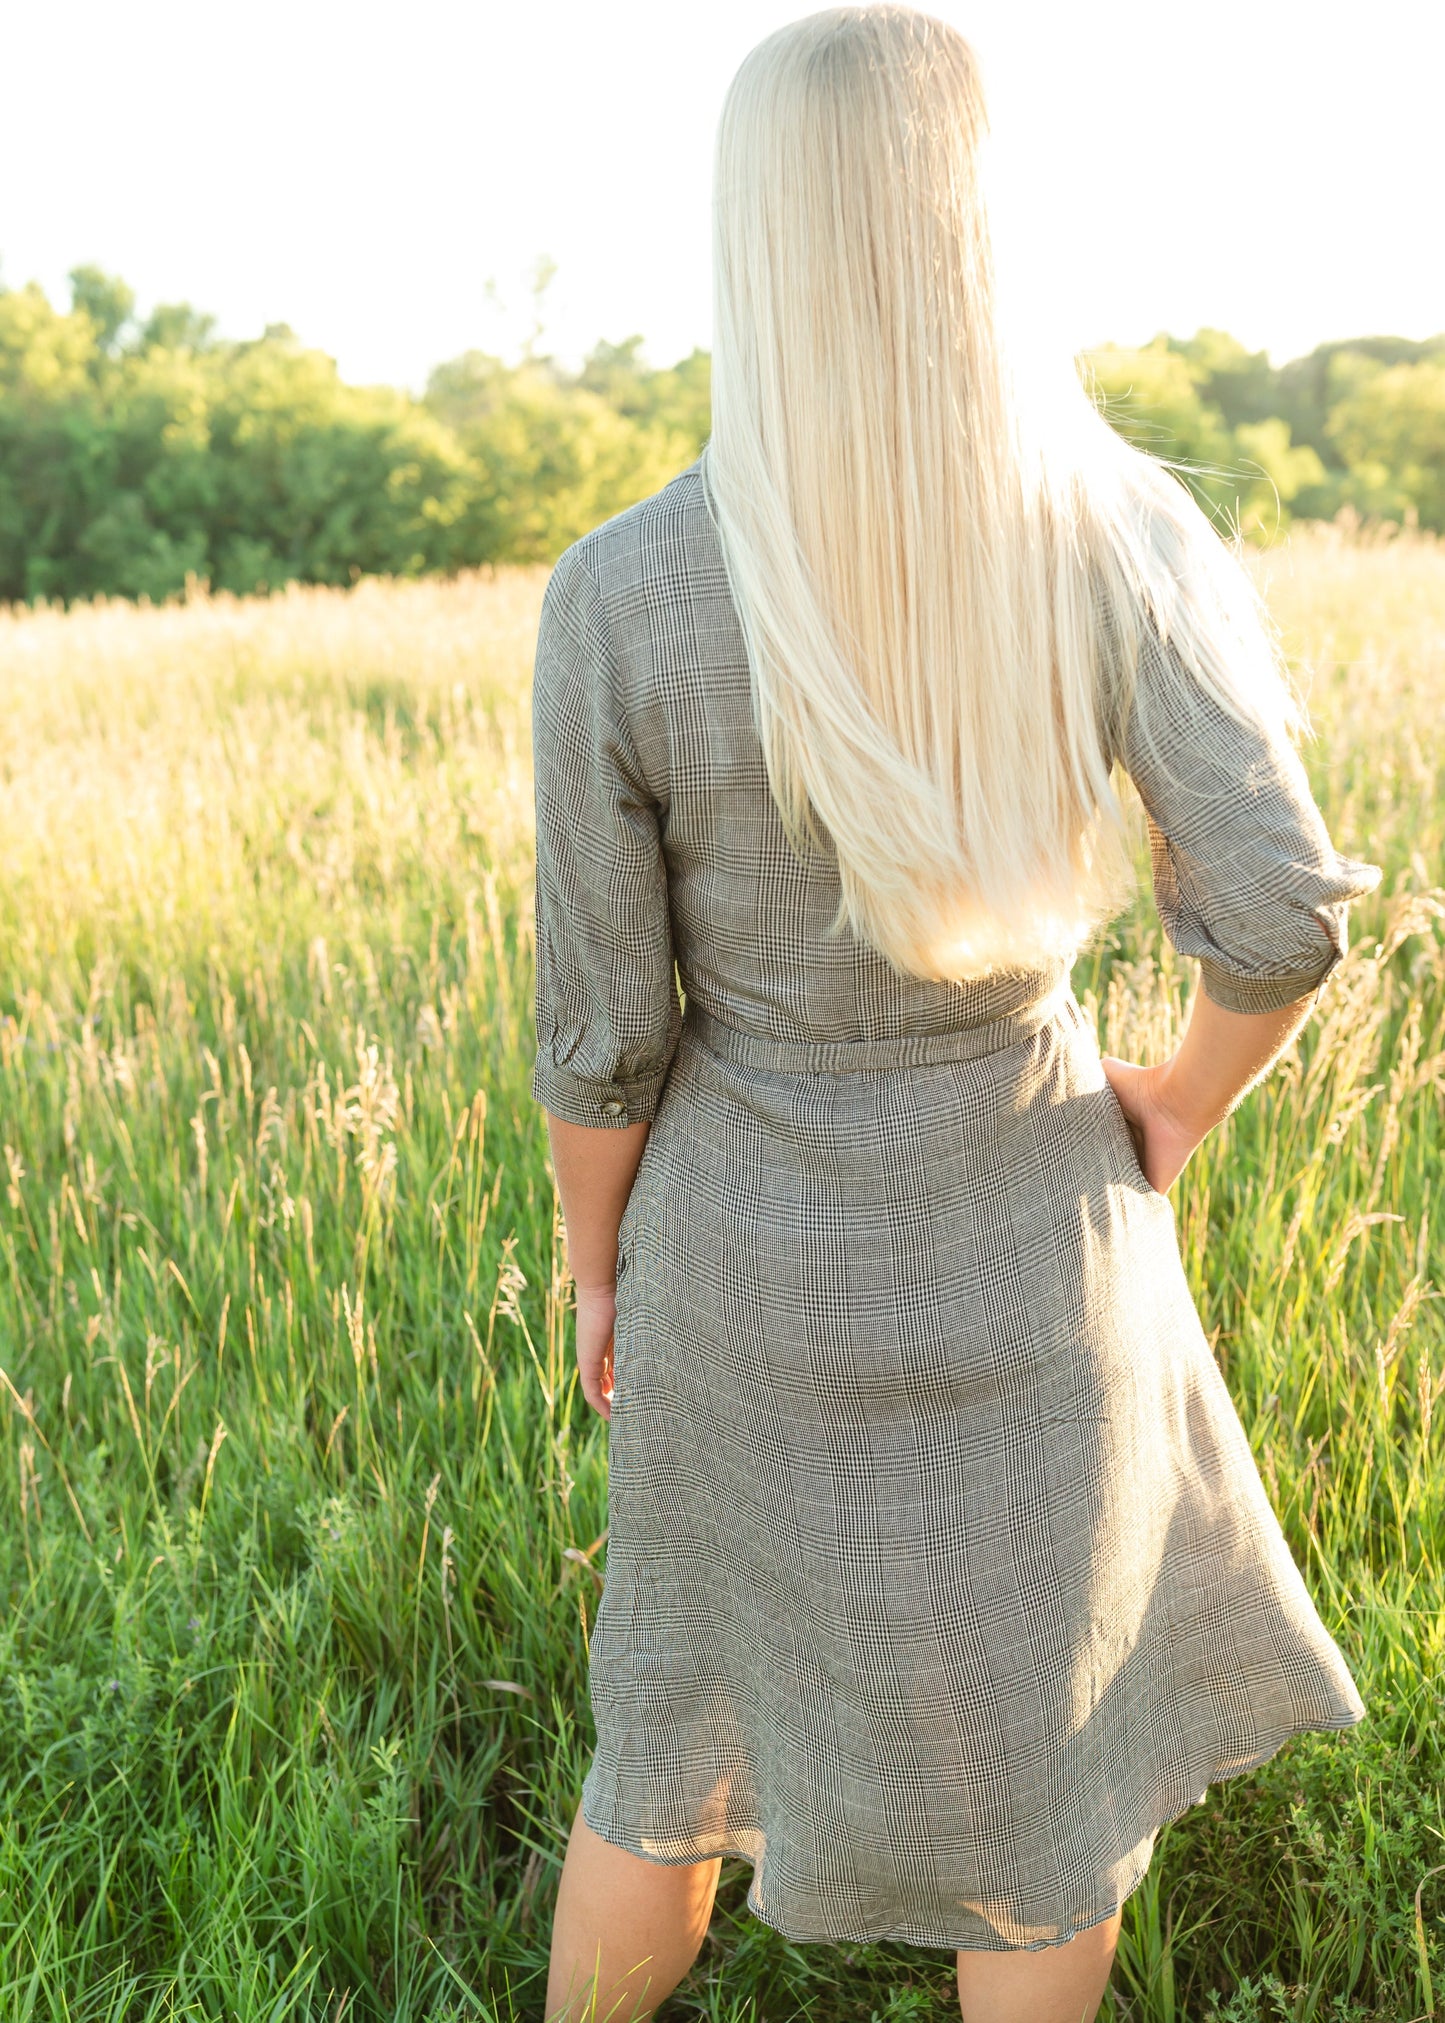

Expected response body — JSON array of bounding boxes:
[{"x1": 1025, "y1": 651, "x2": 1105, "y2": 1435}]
[
  {"x1": 955, "y1": 1909, "x2": 1121, "y2": 2023},
  {"x1": 546, "y1": 1807, "x2": 722, "y2": 2022}
]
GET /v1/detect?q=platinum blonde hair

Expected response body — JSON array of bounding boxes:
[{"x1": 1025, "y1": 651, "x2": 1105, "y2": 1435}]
[{"x1": 703, "y1": 4, "x2": 1300, "y2": 982}]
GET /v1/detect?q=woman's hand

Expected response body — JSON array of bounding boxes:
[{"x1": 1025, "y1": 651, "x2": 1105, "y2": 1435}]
[
  {"x1": 574, "y1": 1280, "x2": 618, "y2": 1420},
  {"x1": 1101, "y1": 983, "x2": 1318, "y2": 1196},
  {"x1": 1100, "y1": 1055, "x2": 1212, "y2": 1194}
]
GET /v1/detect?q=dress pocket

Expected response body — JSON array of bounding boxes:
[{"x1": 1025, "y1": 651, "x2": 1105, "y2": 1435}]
[
  {"x1": 1097, "y1": 1078, "x2": 1170, "y2": 1205},
  {"x1": 614, "y1": 1116, "x2": 673, "y2": 1343},
  {"x1": 616, "y1": 1132, "x2": 661, "y2": 1269}
]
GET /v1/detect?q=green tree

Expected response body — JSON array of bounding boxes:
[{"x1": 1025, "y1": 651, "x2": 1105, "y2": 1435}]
[
  {"x1": 1084, "y1": 335, "x2": 1323, "y2": 538},
  {"x1": 425, "y1": 350, "x2": 697, "y2": 564},
  {"x1": 1086, "y1": 338, "x2": 1235, "y2": 468},
  {"x1": 577, "y1": 337, "x2": 711, "y2": 445},
  {"x1": 68, "y1": 265, "x2": 135, "y2": 353},
  {"x1": 140, "y1": 302, "x2": 218, "y2": 353},
  {"x1": 1274, "y1": 334, "x2": 1445, "y2": 463},
  {"x1": 195, "y1": 337, "x2": 474, "y2": 592},
  {"x1": 1170, "y1": 328, "x2": 1280, "y2": 429},
  {"x1": 0, "y1": 281, "x2": 97, "y2": 397},
  {"x1": 1328, "y1": 359, "x2": 1445, "y2": 530},
  {"x1": 0, "y1": 284, "x2": 108, "y2": 600}
]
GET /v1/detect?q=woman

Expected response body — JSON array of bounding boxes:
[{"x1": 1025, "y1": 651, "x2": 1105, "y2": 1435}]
[{"x1": 531, "y1": 10, "x2": 1378, "y2": 2020}]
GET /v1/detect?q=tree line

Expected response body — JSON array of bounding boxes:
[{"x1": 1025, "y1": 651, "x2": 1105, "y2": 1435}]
[{"x1": 1, "y1": 265, "x2": 1441, "y2": 605}]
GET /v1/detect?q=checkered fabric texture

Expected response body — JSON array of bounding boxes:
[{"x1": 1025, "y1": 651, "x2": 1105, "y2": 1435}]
[{"x1": 530, "y1": 457, "x2": 1376, "y2": 1950}]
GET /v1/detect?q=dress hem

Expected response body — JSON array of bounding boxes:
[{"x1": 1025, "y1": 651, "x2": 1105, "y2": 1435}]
[{"x1": 579, "y1": 1706, "x2": 1365, "y2": 1953}]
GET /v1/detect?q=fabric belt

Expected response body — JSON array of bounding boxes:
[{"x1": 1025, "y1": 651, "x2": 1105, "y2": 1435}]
[{"x1": 681, "y1": 979, "x2": 1080, "y2": 1076}]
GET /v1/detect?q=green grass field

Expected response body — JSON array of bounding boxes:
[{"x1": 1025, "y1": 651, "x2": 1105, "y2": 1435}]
[{"x1": 0, "y1": 526, "x2": 1441, "y2": 2022}]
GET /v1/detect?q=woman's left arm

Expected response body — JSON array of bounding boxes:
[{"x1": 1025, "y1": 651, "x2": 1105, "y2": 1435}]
[{"x1": 547, "y1": 1115, "x2": 650, "y2": 1418}]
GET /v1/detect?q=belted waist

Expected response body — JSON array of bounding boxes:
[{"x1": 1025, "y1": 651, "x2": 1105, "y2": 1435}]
[{"x1": 681, "y1": 981, "x2": 1079, "y2": 1075}]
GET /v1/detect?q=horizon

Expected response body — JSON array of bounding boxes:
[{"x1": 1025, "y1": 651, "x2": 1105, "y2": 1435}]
[{"x1": 10, "y1": 252, "x2": 1444, "y2": 391}]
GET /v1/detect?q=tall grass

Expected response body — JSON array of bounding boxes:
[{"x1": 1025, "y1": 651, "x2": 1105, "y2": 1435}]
[{"x1": 0, "y1": 527, "x2": 1441, "y2": 2021}]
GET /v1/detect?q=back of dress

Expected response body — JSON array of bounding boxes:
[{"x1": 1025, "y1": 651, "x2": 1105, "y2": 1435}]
[{"x1": 529, "y1": 457, "x2": 1376, "y2": 1952}]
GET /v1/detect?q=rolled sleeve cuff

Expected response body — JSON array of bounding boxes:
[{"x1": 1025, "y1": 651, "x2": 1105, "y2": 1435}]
[
  {"x1": 531, "y1": 1053, "x2": 671, "y2": 1128},
  {"x1": 1196, "y1": 951, "x2": 1341, "y2": 1015},
  {"x1": 1193, "y1": 880, "x2": 1377, "y2": 1015}
]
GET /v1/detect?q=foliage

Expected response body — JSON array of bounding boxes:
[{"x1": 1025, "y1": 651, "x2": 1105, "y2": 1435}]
[
  {"x1": 423, "y1": 349, "x2": 697, "y2": 566},
  {"x1": 1, "y1": 265, "x2": 1443, "y2": 604},
  {"x1": 0, "y1": 277, "x2": 478, "y2": 604},
  {"x1": 0, "y1": 269, "x2": 709, "y2": 605},
  {"x1": 1097, "y1": 327, "x2": 1445, "y2": 537},
  {"x1": 1086, "y1": 332, "x2": 1328, "y2": 539},
  {"x1": 1327, "y1": 360, "x2": 1445, "y2": 530},
  {"x1": 0, "y1": 527, "x2": 1441, "y2": 2018}
]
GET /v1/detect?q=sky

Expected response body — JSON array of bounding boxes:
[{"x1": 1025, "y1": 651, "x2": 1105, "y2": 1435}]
[{"x1": 2, "y1": 0, "x2": 1442, "y2": 392}]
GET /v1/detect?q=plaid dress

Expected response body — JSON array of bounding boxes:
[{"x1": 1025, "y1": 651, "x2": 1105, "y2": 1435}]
[{"x1": 530, "y1": 455, "x2": 1378, "y2": 1951}]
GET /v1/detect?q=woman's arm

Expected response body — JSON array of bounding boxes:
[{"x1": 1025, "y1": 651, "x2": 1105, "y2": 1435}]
[
  {"x1": 530, "y1": 547, "x2": 681, "y2": 1420},
  {"x1": 547, "y1": 1113, "x2": 650, "y2": 1418},
  {"x1": 1099, "y1": 607, "x2": 1380, "y2": 1194},
  {"x1": 1102, "y1": 985, "x2": 1316, "y2": 1194}
]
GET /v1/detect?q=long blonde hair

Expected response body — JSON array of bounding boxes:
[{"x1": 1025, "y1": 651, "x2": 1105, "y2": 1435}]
[{"x1": 703, "y1": 4, "x2": 1299, "y2": 981}]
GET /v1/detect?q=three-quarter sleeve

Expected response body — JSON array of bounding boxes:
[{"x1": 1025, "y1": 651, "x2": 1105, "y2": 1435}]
[
  {"x1": 1115, "y1": 621, "x2": 1382, "y2": 1014},
  {"x1": 531, "y1": 546, "x2": 681, "y2": 1128}
]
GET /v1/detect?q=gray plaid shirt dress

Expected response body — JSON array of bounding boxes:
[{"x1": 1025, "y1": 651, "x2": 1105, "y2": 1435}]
[{"x1": 530, "y1": 452, "x2": 1379, "y2": 1952}]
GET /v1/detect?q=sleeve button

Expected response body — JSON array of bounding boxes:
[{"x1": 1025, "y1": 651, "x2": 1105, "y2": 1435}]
[{"x1": 602, "y1": 1099, "x2": 625, "y2": 1118}]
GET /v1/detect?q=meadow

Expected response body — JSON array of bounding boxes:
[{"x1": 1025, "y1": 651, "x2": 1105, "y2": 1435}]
[{"x1": 0, "y1": 523, "x2": 1441, "y2": 2022}]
